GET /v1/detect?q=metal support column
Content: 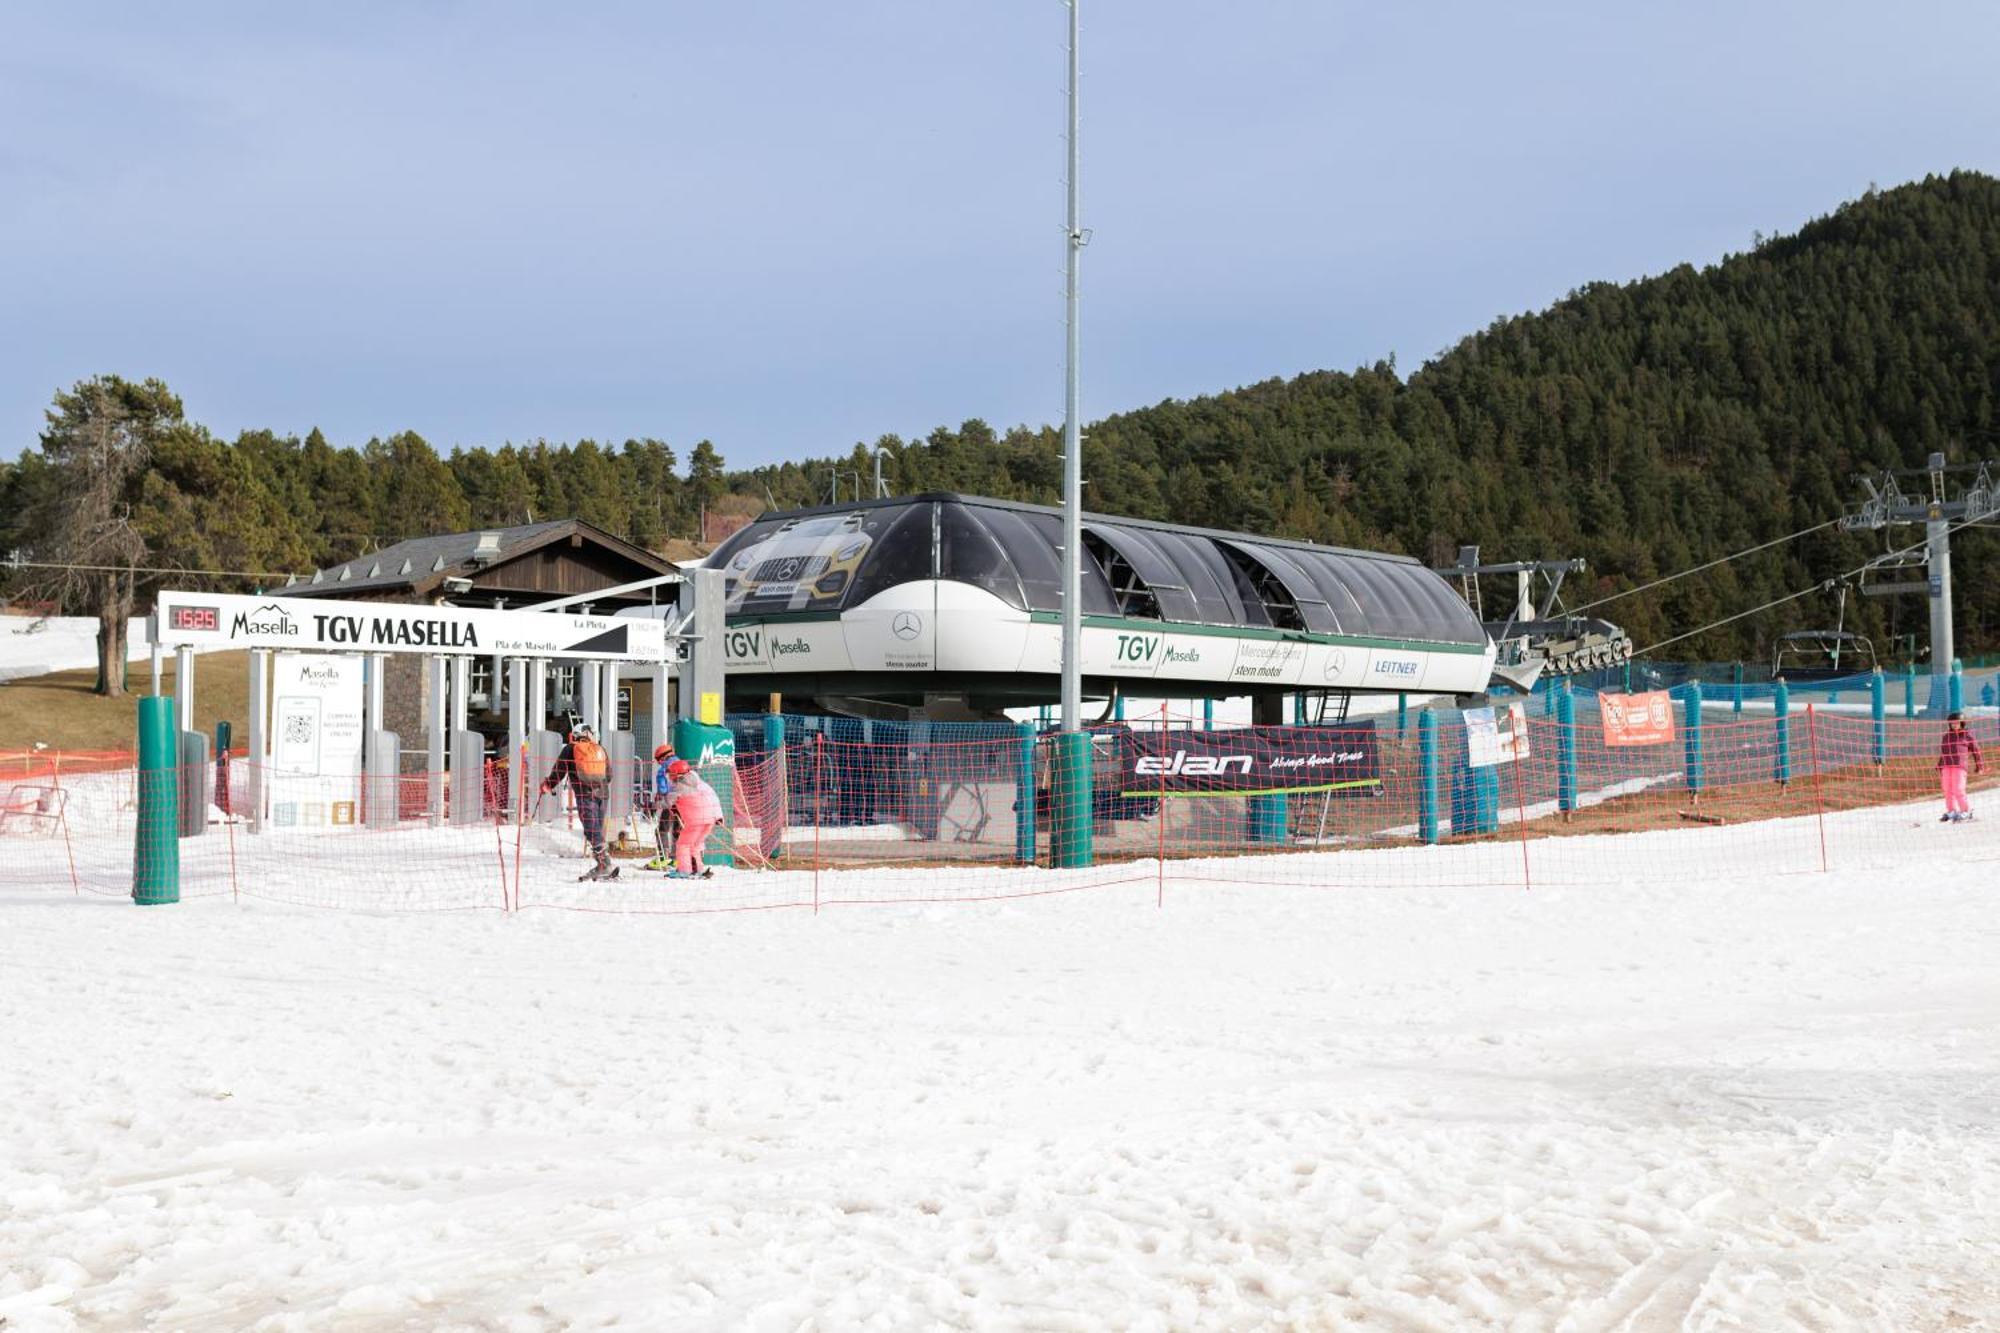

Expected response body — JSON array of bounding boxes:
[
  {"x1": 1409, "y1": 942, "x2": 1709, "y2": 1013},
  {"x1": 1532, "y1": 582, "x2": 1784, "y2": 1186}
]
[
  {"x1": 450, "y1": 657, "x2": 470, "y2": 734},
  {"x1": 174, "y1": 646, "x2": 194, "y2": 732},
  {"x1": 528, "y1": 660, "x2": 549, "y2": 736},
  {"x1": 580, "y1": 662, "x2": 602, "y2": 731},
  {"x1": 1927, "y1": 512, "x2": 1954, "y2": 716},
  {"x1": 601, "y1": 663, "x2": 621, "y2": 735},
  {"x1": 247, "y1": 649, "x2": 268, "y2": 833},
  {"x1": 425, "y1": 655, "x2": 447, "y2": 826},
  {"x1": 507, "y1": 658, "x2": 527, "y2": 818},
  {"x1": 650, "y1": 663, "x2": 672, "y2": 754}
]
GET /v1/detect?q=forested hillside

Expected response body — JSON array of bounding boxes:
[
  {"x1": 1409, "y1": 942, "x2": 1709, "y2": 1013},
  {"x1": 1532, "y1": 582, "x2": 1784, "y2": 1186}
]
[
  {"x1": 751, "y1": 171, "x2": 2000, "y2": 660},
  {"x1": 4, "y1": 172, "x2": 1996, "y2": 674}
]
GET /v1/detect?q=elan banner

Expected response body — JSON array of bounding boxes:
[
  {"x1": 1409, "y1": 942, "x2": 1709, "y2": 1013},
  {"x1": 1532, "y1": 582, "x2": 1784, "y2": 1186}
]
[
  {"x1": 1118, "y1": 724, "x2": 1382, "y2": 798},
  {"x1": 153, "y1": 590, "x2": 669, "y2": 662}
]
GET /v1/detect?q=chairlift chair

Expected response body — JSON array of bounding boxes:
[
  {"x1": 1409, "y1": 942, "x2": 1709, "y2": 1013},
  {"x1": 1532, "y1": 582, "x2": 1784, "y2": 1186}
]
[{"x1": 1770, "y1": 630, "x2": 1877, "y2": 683}]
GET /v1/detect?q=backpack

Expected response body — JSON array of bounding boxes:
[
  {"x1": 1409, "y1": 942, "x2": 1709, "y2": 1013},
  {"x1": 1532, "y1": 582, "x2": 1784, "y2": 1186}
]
[{"x1": 573, "y1": 738, "x2": 608, "y2": 785}]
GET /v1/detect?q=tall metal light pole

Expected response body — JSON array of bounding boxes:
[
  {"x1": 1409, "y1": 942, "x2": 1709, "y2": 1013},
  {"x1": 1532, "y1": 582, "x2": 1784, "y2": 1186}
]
[{"x1": 1060, "y1": 0, "x2": 1084, "y2": 733}]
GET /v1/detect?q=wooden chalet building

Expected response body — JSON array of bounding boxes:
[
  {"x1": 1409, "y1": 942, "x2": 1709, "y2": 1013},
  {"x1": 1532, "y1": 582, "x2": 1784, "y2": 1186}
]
[{"x1": 278, "y1": 519, "x2": 679, "y2": 744}]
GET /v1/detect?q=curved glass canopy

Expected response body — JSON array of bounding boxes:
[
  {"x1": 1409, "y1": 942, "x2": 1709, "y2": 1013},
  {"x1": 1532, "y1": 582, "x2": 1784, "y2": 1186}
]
[{"x1": 708, "y1": 494, "x2": 1487, "y2": 646}]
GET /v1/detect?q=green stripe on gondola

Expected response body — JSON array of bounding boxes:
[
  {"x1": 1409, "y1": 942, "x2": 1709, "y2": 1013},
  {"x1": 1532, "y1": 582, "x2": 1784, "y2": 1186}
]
[{"x1": 720, "y1": 607, "x2": 1487, "y2": 655}]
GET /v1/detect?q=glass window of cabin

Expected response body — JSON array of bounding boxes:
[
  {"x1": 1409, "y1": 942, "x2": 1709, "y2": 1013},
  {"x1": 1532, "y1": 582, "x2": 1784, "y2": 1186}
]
[
  {"x1": 843, "y1": 503, "x2": 938, "y2": 608},
  {"x1": 939, "y1": 503, "x2": 1027, "y2": 610}
]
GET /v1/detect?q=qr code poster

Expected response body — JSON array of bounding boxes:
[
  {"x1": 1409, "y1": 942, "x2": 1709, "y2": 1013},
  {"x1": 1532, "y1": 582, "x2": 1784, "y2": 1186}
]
[{"x1": 1466, "y1": 702, "x2": 1530, "y2": 768}]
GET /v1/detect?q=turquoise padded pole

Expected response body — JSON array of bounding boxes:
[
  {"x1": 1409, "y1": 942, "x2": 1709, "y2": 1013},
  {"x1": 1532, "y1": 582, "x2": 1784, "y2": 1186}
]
[
  {"x1": 134, "y1": 695, "x2": 180, "y2": 905},
  {"x1": 1773, "y1": 678, "x2": 1791, "y2": 786},
  {"x1": 1557, "y1": 681, "x2": 1577, "y2": 815},
  {"x1": 1870, "y1": 669, "x2": 1886, "y2": 768},
  {"x1": 1417, "y1": 711, "x2": 1440, "y2": 845},
  {"x1": 1015, "y1": 721, "x2": 1037, "y2": 865},
  {"x1": 761, "y1": 714, "x2": 784, "y2": 859},
  {"x1": 1683, "y1": 682, "x2": 1704, "y2": 796}
]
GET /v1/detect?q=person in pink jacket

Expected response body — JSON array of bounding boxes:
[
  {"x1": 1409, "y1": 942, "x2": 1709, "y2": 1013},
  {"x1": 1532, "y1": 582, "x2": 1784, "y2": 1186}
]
[
  {"x1": 1938, "y1": 711, "x2": 1985, "y2": 823},
  {"x1": 665, "y1": 758, "x2": 722, "y2": 878}
]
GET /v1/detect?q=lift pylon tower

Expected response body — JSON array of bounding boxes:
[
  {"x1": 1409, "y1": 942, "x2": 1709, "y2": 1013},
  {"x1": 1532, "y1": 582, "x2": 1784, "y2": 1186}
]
[{"x1": 1839, "y1": 451, "x2": 2000, "y2": 715}]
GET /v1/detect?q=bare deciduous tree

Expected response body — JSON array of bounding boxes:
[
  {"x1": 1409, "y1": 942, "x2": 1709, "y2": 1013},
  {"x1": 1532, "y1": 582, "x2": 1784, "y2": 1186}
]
[{"x1": 18, "y1": 377, "x2": 183, "y2": 698}]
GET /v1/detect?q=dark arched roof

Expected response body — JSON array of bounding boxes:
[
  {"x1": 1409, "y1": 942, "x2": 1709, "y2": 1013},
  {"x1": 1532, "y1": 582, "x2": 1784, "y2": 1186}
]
[{"x1": 708, "y1": 494, "x2": 1487, "y2": 646}]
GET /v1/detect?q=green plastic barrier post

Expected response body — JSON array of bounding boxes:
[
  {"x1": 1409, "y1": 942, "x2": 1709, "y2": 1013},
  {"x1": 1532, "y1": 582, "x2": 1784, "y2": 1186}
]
[
  {"x1": 134, "y1": 695, "x2": 181, "y2": 905},
  {"x1": 1950, "y1": 659, "x2": 1965, "y2": 716},
  {"x1": 1048, "y1": 731, "x2": 1094, "y2": 868}
]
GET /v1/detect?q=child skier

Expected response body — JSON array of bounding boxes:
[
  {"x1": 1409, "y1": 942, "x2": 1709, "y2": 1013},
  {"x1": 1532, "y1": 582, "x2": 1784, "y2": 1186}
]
[
  {"x1": 664, "y1": 758, "x2": 722, "y2": 879},
  {"x1": 541, "y1": 723, "x2": 617, "y2": 880},
  {"x1": 1939, "y1": 711, "x2": 1984, "y2": 823},
  {"x1": 643, "y1": 743, "x2": 679, "y2": 871}
]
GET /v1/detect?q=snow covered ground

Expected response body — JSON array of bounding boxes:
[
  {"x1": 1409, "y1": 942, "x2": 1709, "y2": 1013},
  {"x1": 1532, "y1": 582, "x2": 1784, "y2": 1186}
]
[
  {"x1": 4, "y1": 807, "x2": 1999, "y2": 1329},
  {"x1": 0, "y1": 617, "x2": 215, "y2": 683}
]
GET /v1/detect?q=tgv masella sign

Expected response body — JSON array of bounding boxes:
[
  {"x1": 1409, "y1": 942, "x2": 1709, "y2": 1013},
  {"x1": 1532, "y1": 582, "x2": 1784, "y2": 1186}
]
[{"x1": 153, "y1": 591, "x2": 670, "y2": 662}]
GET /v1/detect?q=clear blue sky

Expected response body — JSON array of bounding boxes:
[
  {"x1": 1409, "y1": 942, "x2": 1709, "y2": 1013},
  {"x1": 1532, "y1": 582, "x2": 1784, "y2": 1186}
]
[{"x1": 3, "y1": 2, "x2": 1996, "y2": 468}]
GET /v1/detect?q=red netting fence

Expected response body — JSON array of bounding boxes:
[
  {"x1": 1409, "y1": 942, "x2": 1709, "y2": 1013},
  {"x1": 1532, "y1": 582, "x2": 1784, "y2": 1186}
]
[{"x1": 2, "y1": 707, "x2": 1992, "y2": 913}]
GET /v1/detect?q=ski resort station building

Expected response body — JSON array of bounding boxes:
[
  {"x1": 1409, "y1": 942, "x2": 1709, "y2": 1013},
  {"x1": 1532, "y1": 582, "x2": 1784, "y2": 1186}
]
[{"x1": 706, "y1": 493, "x2": 1497, "y2": 721}]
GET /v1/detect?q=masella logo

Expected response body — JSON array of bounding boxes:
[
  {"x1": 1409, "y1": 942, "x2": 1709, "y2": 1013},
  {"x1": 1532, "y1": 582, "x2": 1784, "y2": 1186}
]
[
  {"x1": 1132, "y1": 749, "x2": 1253, "y2": 777},
  {"x1": 769, "y1": 637, "x2": 812, "y2": 658},
  {"x1": 231, "y1": 603, "x2": 300, "y2": 639}
]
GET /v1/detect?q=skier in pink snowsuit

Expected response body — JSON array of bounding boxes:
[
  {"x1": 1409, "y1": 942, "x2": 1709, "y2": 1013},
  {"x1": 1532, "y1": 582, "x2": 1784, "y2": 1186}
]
[
  {"x1": 666, "y1": 759, "x2": 722, "y2": 877},
  {"x1": 1938, "y1": 711, "x2": 1984, "y2": 823}
]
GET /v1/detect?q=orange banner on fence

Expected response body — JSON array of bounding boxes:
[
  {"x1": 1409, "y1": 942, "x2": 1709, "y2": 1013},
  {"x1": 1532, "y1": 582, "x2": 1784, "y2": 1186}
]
[{"x1": 1599, "y1": 690, "x2": 1675, "y2": 746}]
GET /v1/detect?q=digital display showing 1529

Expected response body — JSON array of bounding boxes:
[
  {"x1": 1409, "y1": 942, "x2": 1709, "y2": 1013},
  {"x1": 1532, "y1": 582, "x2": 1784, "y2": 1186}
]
[{"x1": 168, "y1": 605, "x2": 219, "y2": 632}]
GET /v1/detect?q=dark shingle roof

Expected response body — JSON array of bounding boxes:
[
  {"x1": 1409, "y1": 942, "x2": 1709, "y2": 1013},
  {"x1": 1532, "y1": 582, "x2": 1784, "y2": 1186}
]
[{"x1": 282, "y1": 519, "x2": 671, "y2": 599}]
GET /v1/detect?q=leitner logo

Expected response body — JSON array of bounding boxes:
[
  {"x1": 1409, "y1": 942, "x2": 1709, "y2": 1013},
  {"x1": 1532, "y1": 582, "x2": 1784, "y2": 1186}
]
[
  {"x1": 231, "y1": 603, "x2": 299, "y2": 639},
  {"x1": 1371, "y1": 658, "x2": 1419, "y2": 678},
  {"x1": 1133, "y1": 750, "x2": 1253, "y2": 777}
]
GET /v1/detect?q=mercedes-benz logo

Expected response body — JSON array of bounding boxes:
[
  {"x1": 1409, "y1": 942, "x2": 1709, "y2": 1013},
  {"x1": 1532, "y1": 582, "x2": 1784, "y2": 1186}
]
[
  {"x1": 892, "y1": 611, "x2": 923, "y2": 641},
  {"x1": 1323, "y1": 648, "x2": 1347, "y2": 680}
]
